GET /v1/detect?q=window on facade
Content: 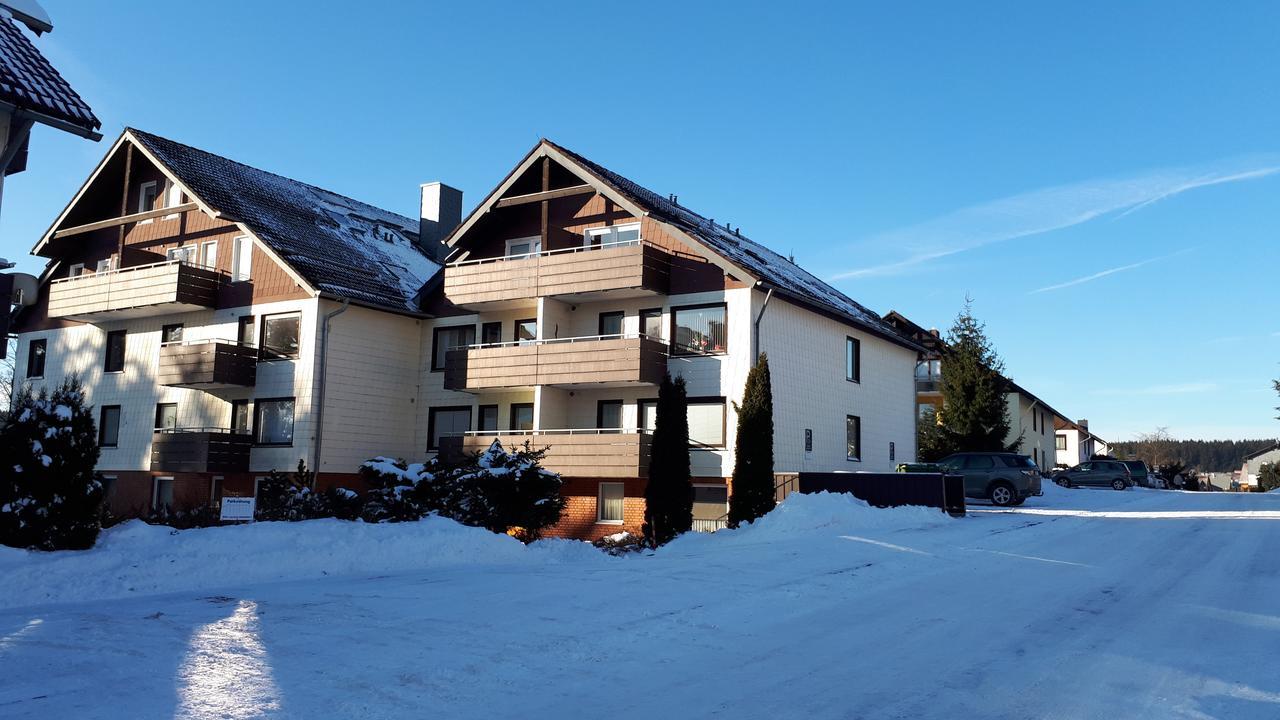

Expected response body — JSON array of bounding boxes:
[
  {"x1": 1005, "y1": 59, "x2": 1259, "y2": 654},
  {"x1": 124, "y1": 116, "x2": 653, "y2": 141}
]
[
  {"x1": 598, "y1": 311, "x2": 624, "y2": 337},
  {"x1": 260, "y1": 313, "x2": 301, "y2": 360},
  {"x1": 26, "y1": 339, "x2": 45, "y2": 378},
  {"x1": 597, "y1": 400, "x2": 623, "y2": 432},
  {"x1": 161, "y1": 323, "x2": 184, "y2": 345},
  {"x1": 231, "y1": 400, "x2": 250, "y2": 434},
  {"x1": 672, "y1": 304, "x2": 727, "y2": 355},
  {"x1": 199, "y1": 240, "x2": 217, "y2": 269},
  {"x1": 153, "y1": 477, "x2": 175, "y2": 511},
  {"x1": 918, "y1": 403, "x2": 935, "y2": 419},
  {"x1": 231, "y1": 236, "x2": 252, "y2": 281},
  {"x1": 640, "y1": 308, "x2": 663, "y2": 339},
  {"x1": 101, "y1": 476, "x2": 117, "y2": 501},
  {"x1": 99, "y1": 406, "x2": 121, "y2": 447},
  {"x1": 1033, "y1": 447, "x2": 1039, "y2": 465},
  {"x1": 845, "y1": 337, "x2": 861, "y2": 383},
  {"x1": 138, "y1": 181, "x2": 159, "y2": 214},
  {"x1": 1056, "y1": 434, "x2": 1067, "y2": 451},
  {"x1": 166, "y1": 246, "x2": 197, "y2": 264},
  {"x1": 254, "y1": 398, "x2": 295, "y2": 446},
  {"x1": 432, "y1": 325, "x2": 476, "y2": 371},
  {"x1": 481, "y1": 321, "x2": 502, "y2": 346},
  {"x1": 154, "y1": 403, "x2": 178, "y2": 432},
  {"x1": 104, "y1": 330, "x2": 127, "y2": 373},
  {"x1": 514, "y1": 319, "x2": 537, "y2": 344},
  {"x1": 95, "y1": 258, "x2": 114, "y2": 273},
  {"x1": 688, "y1": 399, "x2": 726, "y2": 447},
  {"x1": 846, "y1": 415, "x2": 862, "y2": 462},
  {"x1": 237, "y1": 316, "x2": 255, "y2": 346},
  {"x1": 510, "y1": 403, "x2": 534, "y2": 432},
  {"x1": 210, "y1": 476, "x2": 223, "y2": 507},
  {"x1": 428, "y1": 407, "x2": 471, "y2": 451},
  {"x1": 597, "y1": 482, "x2": 624, "y2": 523},
  {"x1": 505, "y1": 237, "x2": 541, "y2": 257},
  {"x1": 584, "y1": 223, "x2": 640, "y2": 247},
  {"x1": 638, "y1": 399, "x2": 658, "y2": 432},
  {"x1": 164, "y1": 179, "x2": 184, "y2": 212},
  {"x1": 478, "y1": 405, "x2": 499, "y2": 432},
  {"x1": 692, "y1": 485, "x2": 729, "y2": 522},
  {"x1": 68, "y1": 263, "x2": 85, "y2": 278}
]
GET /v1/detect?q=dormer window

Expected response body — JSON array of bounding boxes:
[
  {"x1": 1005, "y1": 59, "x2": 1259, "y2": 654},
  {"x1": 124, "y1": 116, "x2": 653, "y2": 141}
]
[{"x1": 584, "y1": 223, "x2": 640, "y2": 248}]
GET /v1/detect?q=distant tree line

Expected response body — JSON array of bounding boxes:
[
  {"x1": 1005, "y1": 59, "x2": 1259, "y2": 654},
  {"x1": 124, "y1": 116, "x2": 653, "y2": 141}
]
[{"x1": 1110, "y1": 431, "x2": 1277, "y2": 472}]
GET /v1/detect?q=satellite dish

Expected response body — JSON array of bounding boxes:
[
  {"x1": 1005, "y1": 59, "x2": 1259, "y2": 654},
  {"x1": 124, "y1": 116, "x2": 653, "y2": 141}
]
[{"x1": 9, "y1": 272, "x2": 37, "y2": 306}]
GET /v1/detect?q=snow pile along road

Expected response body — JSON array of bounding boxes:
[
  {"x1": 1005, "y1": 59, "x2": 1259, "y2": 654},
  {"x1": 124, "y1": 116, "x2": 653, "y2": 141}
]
[{"x1": 0, "y1": 516, "x2": 602, "y2": 610}]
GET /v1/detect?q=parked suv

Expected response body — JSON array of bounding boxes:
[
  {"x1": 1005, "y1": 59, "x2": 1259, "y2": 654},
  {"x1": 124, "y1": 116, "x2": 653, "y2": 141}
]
[
  {"x1": 1052, "y1": 460, "x2": 1132, "y2": 490},
  {"x1": 1122, "y1": 460, "x2": 1150, "y2": 487},
  {"x1": 938, "y1": 452, "x2": 1043, "y2": 507}
]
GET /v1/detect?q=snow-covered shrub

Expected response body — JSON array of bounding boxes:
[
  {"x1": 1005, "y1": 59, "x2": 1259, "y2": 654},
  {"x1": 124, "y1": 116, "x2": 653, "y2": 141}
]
[
  {"x1": 0, "y1": 377, "x2": 105, "y2": 550},
  {"x1": 143, "y1": 503, "x2": 221, "y2": 530},
  {"x1": 593, "y1": 530, "x2": 648, "y2": 556},
  {"x1": 357, "y1": 456, "x2": 437, "y2": 523},
  {"x1": 324, "y1": 486, "x2": 364, "y2": 520},
  {"x1": 255, "y1": 460, "x2": 330, "y2": 521},
  {"x1": 437, "y1": 440, "x2": 566, "y2": 540}
]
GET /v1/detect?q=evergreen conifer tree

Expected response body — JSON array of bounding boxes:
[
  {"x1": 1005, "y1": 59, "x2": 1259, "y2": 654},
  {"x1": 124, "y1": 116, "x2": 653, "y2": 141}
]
[
  {"x1": 938, "y1": 302, "x2": 1019, "y2": 454},
  {"x1": 0, "y1": 377, "x2": 105, "y2": 550},
  {"x1": 729, "y1": 353, "x2": 775, "y2": 526},
  {"x1": 643, "y1": 374, "x2": 692, "y2": 546}
]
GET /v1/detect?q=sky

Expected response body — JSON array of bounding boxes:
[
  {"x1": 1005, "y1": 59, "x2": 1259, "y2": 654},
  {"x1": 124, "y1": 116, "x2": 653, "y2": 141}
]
[{"x1": 2, "y1": 0, "x2": 1277, "y2": 442}]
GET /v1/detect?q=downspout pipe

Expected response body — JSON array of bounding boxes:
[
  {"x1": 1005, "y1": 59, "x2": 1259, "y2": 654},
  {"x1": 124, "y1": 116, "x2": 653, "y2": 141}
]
[
  {"x1": 312, "y1": 297, "x2": 350, "y2": 487},
  {"x1": 752, "y1": 284, "x2": 774, "y2": 361}
]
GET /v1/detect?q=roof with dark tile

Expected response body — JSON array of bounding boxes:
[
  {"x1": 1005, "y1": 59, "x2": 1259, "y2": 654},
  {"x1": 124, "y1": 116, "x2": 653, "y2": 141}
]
[
  {"x1": 128, "y1": 128, "x2": 437, "y2": 313},
  {"x1": 0, "y1": 13, "x2": 98, "y2": 135},
  {"x1": 545, "y1": 140, "x2": 919, "y2": 350}
]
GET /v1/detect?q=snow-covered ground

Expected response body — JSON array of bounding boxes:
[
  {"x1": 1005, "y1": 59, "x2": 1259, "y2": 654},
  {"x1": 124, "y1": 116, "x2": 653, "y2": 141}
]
[{"x1": 3, "y1": 483, "x2": 1279, "y2": 719}]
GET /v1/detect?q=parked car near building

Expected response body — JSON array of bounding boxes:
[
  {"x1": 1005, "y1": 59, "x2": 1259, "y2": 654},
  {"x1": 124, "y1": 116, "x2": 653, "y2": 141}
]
[
  {"x1": 1122, "y1": 460, "x2": 1151, "y2": 487},
  {"x1": 938, "y1": 452, "x2": 1042, "y2": 507},
  {"x1": 1053, "y1": 460, "x2": 1132, "y2": 490}
]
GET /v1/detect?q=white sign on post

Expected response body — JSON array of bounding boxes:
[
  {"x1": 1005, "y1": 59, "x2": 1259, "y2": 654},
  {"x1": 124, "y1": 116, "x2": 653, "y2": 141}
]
[{"x1": 220, "y1": 496, "x2": 256, "y2": 522}]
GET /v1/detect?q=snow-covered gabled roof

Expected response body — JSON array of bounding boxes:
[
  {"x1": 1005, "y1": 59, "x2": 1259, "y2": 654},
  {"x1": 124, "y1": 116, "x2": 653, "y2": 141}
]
[
  {"x1": 538, "y1": 141, "x2": 919, "y2": 351},
  {"x1": 0, "y1": 12, "x2": 98, "y2": 138},
  {"x1": 128, "y1": 129, "x2": 438, "y2": 314}
]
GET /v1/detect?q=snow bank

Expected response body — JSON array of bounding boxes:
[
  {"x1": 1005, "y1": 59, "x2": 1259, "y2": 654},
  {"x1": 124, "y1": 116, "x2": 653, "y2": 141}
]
[{"x1": 0, "y1": 516, "x2": 604, "y2": 610}]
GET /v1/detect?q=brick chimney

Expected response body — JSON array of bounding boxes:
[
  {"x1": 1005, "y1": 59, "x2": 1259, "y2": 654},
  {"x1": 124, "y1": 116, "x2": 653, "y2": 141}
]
[{"x1": 420, "y1": 182, "x2": 463, "y2": 263}]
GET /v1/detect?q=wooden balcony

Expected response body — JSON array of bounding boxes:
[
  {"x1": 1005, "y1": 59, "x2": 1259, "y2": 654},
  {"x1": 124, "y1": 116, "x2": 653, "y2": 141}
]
[
  {"x1": 158, "y1": 340, "x2": 258, "y2": 389},
  {"x1": 443, "y1": 241, "x2": 670, "y2": 309},
  {"x1": 443, "y1": 335, "x2": 667, "y2": 392},
  {"x1": 150, "y1": 429, "x2": 253, "y2": 474},
  {"x1": 439, "y1": 430, "x2": 652, "y2": 478},
  {"x1": 47, "y1": 261, "x2": 222, "y2": 321}
]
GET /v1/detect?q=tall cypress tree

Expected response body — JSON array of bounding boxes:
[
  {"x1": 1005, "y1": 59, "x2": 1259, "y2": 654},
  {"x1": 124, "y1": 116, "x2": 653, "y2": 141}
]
[
  {"x1": 643, "y1": 374, "x2": 692, "y2": 546},
  {"x1": 938, "y1": 301, "x2": 1020, "y2": 454},
  {"x1": 729, "y1": 353, "x2": 775, "y2": 527}
]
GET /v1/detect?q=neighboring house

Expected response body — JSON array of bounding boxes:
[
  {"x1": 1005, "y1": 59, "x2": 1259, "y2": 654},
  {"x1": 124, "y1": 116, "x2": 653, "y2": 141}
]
[
  {"x1": 881, "y1": 311, "x2": 1061, "y2": 469},
  {"x1": 11, "y1": 128, "x2": 442, "y2": 515},
  {"x1": 12, "y1": 132, "x2": 922, "y2": 539},
  {"x1": 422, "y1": 140, "x2": 923, "y2": 539},
  {"x1": 1241, "y1": 443, "x2": 1280, "y2": 487},
  {"x1": 1054, "y1": 418, "x2": 1109, "y2": 467}
]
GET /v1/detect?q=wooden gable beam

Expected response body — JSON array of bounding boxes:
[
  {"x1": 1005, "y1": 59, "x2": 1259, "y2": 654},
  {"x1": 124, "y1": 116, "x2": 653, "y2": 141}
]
[
  {"x1": 493, "y1": 184, "x2": 594, "y2": 208},
  {"x1": 54, "y1": 202, "x2": 200, "y2": 239}
]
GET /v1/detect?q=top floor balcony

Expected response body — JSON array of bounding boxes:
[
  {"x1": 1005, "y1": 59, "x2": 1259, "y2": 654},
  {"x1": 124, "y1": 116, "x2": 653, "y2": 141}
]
[
  {"x1": 442, "y1": 239, "x2": 670, "y2": 310},
  {"x1": 47, "y1": 260, "x2": 222, "y2": 322}
]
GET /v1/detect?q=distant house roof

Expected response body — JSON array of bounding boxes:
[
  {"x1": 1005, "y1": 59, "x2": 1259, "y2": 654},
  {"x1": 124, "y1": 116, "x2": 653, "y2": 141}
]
[
  {"x1": 128, "y1": 129, "x2": 437, "y2": 313},
  {"x1": 0, "y1": 12, "x2": 98, "y2": 137},
  {"x1": 537, "y1": 141, "x2": 921, "y2": 352},
  {"x1": 1244, "y1": 442, "x2": 1280, "y2": 462},
  {"x1": 1053, "y1": 417, "x2": 1108, "y2": 445}
]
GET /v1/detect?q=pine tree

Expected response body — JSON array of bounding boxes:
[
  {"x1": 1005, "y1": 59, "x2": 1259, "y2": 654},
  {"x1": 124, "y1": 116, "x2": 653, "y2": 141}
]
[
  {"x1": 1259, "y1": 463, "x2": 1280, "y2": 493},
  {"x1": 0, "y1": 377, "x2": 105, "y2": 550},
  {"x1": 729, "y1": 353, "x2": 775, "y2": 527},
  {"x1": 643, "y1": 374, "x2": 692, "y2": 546},
  {"x1": 937, "y1": 301, "x2": 1019, "y2": 454}
]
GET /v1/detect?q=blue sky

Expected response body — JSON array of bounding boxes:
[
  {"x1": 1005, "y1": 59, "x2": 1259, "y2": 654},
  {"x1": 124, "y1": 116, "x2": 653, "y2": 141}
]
[{"x1": 3, "y1": 1, "x2": 1278, "y2": 441}]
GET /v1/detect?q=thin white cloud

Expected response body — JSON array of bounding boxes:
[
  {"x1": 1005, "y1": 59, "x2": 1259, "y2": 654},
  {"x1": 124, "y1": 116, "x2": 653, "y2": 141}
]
[
  {"x1": 830, "y1": 157, "x2": 1280, "y2": 281},
  {"x1": 1030, "y1": 249, "x2": 1192, "y2": 294},
  {"x1": 1092, "y1": 382, "x2": 1218, "y2": 397}
]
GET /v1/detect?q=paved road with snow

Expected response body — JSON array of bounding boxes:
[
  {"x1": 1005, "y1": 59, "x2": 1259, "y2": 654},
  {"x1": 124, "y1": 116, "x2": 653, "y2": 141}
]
[{"x1": 3, "y1": 484, "x2": 1279, "y2": 719}]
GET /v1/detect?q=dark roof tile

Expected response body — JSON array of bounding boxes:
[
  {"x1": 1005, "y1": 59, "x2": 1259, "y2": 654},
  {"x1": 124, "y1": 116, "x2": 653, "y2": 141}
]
[{"x1": 0, "y1": 14, "x2": 98, "y2": 134}]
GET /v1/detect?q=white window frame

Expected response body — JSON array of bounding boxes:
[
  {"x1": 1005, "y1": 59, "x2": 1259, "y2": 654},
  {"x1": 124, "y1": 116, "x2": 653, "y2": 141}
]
[
  {"x1": 165, "y1": 246, "x2": 196, "y2": 264},
  {"x1": 68, "y1": 263, "x2": 85, "y2": 278},
  {"x1": 152, "y1": 476, "x2": 175, "y2": 511},
  {"x1": 504, "y1": 236, "x2": 541, "y2": 258},
  {"x1": 231, "y1": 236, "x2": 252, "y2": 281},
  {"x1": 199, "y1": 240, "x2": 217, "y2": 269},
  {"x1": 596, "y1": 482, "x2": 625, "y2": 524},
  {"x1": 164, "y1": 179, "x2": 184, "y2": 220},
  {"x1": 583, "y1": 222, "x2": 641, "y2": 248},
  {"x1": 138, "y1": 181, "x2": 159, "y2": 222},
  {"x1": 95, "y1": 258, "x2": 114, "y2": 273}
]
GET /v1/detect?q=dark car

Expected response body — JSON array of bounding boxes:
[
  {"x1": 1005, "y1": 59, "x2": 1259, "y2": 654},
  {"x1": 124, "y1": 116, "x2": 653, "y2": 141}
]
[
  {"x1": 1053, "y1": 460, "x2": 1132, "y2": 490},
  {"x1": 938, "y1": 452, "x2": 1043, "y2": 507},
  {"x1": 1122, "y1": 460, "x2": 1150, "y2": 487}
]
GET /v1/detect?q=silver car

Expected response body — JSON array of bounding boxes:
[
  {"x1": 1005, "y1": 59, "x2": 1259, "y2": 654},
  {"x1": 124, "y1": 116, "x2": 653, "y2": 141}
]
[
  {"x1": 939, "y1": 452, "x2": 1043, "y2": 507},
  {"x1": 1053, "y1": 460, "x2": 1132, "y2": 490}
]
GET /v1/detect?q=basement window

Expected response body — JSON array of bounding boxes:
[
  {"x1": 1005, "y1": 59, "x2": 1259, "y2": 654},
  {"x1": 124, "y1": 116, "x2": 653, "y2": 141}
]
[{"x1": 597, "y1": 482, "x2": 624, "y2": 524}]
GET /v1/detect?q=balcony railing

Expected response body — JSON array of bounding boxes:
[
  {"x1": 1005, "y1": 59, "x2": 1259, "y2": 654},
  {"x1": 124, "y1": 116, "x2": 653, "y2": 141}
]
[
  {"x1": 158, "y1": 339, "x2": 258, "y2": 389},
  {"x1": 48, "y1": 260, "x2": 223, "y2": 321},
  {"x1": 443, "y1": 240, "x2": 670, "y2": 308},
  {"x1": 150, "y1": 427, "x2": 252, "y2": 474},
  {"x1": 444, "y1": 333, "x2": 667, "y2": 391},
  {"x1": 691, "y1": 517, "x2": 729, "y2": 533},
  {"x1": 438, "y1": 429, "x2": 652, "y2": 478}
]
